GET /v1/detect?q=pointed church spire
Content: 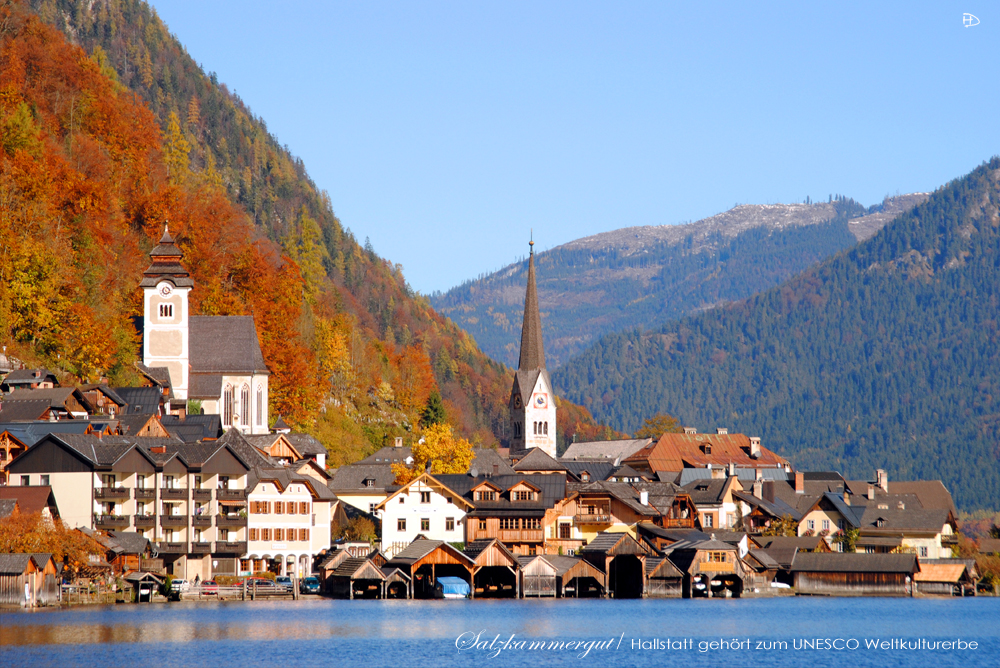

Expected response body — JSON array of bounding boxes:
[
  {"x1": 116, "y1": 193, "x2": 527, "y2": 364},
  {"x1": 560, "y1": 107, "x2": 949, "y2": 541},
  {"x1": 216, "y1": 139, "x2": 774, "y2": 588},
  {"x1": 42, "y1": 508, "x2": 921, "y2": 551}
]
[{"x1": 518, "y1": 238, "x2": 545, "y2": 370}]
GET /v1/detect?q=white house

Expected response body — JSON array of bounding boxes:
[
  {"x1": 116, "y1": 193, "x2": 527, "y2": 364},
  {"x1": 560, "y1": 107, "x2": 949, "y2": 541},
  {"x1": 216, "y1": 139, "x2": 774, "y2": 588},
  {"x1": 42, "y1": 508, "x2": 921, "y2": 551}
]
[{"x1": 375, "y1": 474, "x2": 472, "y2": 558}]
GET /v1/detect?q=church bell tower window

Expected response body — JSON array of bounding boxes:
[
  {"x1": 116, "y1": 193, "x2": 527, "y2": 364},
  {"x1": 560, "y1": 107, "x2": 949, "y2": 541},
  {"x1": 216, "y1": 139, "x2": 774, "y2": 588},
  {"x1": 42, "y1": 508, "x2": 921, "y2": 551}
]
[{"x1": 158, "y1": 303, "x2": 174, "y2": 318}]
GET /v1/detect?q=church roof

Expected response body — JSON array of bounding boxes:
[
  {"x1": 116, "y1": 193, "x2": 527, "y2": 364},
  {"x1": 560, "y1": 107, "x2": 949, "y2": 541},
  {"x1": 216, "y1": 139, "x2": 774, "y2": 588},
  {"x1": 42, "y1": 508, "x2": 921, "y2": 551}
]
[
  {"x1": 517, "y1": 245, "x2": 545, "y2": 371},
  {"x1": 512, "y1": 447, "x2": 566, "y2": 472},
  {"x1": 140, "y1": 226, "x2": 194, "y2": 288},
  {"x1": 189, "y1": 316, "x2": 269, "y2": 374}
]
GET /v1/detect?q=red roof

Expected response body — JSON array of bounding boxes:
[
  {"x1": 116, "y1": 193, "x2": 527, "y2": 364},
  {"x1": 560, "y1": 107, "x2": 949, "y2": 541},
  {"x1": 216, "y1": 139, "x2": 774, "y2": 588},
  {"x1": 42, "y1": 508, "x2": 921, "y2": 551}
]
[{"x1": 624, "y1": 432, "x2": 788, "y2": 472}]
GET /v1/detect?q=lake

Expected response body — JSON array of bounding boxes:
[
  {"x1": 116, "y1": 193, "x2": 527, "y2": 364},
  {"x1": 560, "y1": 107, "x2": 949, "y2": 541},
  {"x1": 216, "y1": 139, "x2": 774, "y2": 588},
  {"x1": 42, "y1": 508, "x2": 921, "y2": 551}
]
[{"x1": 2, "y1": 597, "x2": 998, "y2": 667}]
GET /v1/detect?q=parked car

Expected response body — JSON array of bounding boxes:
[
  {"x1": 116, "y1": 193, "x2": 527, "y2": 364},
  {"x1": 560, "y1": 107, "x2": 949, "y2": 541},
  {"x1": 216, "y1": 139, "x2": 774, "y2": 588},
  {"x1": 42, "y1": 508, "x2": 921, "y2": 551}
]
[
  {"x1": 201, "y1": 580, "x2": 219, "y2": 595},
  {"x1": 299, "y1": 576, "x2": 321, "y2": 595},
  {"x1": 240, "y1": 577, "x2": 279, "y2": 590},
  {"x1": 275, "y1": 576, "x2": 294, "y2": 591},
  {"x1": 170, "y1": 579, "x2": 189, "y2": 592}
]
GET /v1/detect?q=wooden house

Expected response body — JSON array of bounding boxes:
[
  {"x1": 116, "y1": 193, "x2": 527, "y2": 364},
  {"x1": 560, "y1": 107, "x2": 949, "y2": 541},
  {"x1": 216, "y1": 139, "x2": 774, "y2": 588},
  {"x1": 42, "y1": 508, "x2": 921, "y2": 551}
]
[
  {"x1": 517, "y1": 554, "x2": 606, "y2": 598},
  {"x1": 789, "y1": 552, "x2": 919, "y2": 596},
  {"x1": 328, "y1": 557, "x2": 386, "y2": 599},
  {"x1": 0, "y1": 430, "x2": 29, "y2": 485},
  {"x1": 667, "y1": 534, "x2": 749, "y2": 598},
  {"x1": 579, "y1": 531, "x2": 653, "y2": 599},
  {"x1": 464, "y1": 539, "x2": 520, "y2": 598},
  {"x1": 0, "y1": 553, "x2": 57, "y2": 606},
  {"x1": 644, "y1": 556, "x2": 683, "y2": 597},
  {"x1": 382, "y1": 539, "x2": 474, "y2": 599},
  {"x1": 913, "y1": 559, "x2": 977, "y2": 597}
]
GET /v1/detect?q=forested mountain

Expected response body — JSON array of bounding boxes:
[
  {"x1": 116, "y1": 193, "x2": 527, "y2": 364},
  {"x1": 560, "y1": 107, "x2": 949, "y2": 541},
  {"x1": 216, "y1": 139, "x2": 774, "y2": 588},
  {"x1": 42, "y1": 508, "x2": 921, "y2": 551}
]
[
  {"x1": 432, "y1": 195, "x2": 926, "y2": 368},
  {"x1": 554, "y1": 160, "x2": 1000, "y2": 510},
  {"x1": 0, "y1": 0, "x2": 612, "y2": 463}
]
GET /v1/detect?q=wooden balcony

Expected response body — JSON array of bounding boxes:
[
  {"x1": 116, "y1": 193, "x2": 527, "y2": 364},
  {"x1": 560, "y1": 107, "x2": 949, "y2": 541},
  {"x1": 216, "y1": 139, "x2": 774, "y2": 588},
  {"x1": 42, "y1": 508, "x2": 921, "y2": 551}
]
[
  {"x1": 190, "y1": 541, "x2": 212, "y2": 553},
  {"x1": 159, "y1": 514, "x2": 188, "y2": 526},
  {"x1": 574, "y1": 514, "x2": 611, "y2": 524},
  {"x1": 156, "y1": 541, "x2": 187, "y2": 554},
  {"x1": 214, "y1": 541, "x2": 247, "y2": 554},
  {"x1": 191, "y1": 515, "x2": 212, "y2": 528},
  {"x1": 94, "y1": 514, "x2": 130, "y2": 528},
  {"x1": 134, "y1": 514, "x2": 155, "y2": 528},
  {"x1": 160, "y1": 488, "x2": 188, "y2": 500},
  {"x1": 135, "y1": 489, "x2": 156, "y2": 500},
  {"x1": 698, "y1": 561, "x2": 733, "y2": 573},
  {"x1": 192, "y1": 489, "x2": 212, "y2": 501},
  {"x1": 217, "y1": 489, "x2": 246, "y2": 500},
  {"x1": 498, "y1": 529, "x2": 544, "y2": 543},
  {"x1": 216, "y1": 514, "x2": 247, "y2": 528},
  {"x1": 95, "y1": 487, "x2": 130, "y2": 500},
  {"x1": 660, "y1": 518, "x2": 697, "y2": 529},
  {"x1": 941, "y1": 534, "x2": 959, "y2": 545}
]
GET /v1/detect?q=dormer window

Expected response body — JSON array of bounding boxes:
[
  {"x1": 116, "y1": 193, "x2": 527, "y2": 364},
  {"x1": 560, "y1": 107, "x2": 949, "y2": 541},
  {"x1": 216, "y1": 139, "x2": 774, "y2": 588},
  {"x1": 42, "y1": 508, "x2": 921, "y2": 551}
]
[
  {"x1": 876, "y1": 518, "x2": 886, "y2": 528},
  {"x1": 513, "y1": 490, "x2": 534, "y2": 501},
  {"x1": 581, "y1": 473, "x2": 590, "y2": 482},
  {"x1": 476, "y1": 490, "x2": 497, "y2": 501},
  {"x1": 159, "y1": 303, "x2": 174, "y2": 318},
  {"x1": 364, "y1": 478, "x2": 375, "y2": 488},
  {"x1": 701, "y1": 444, "x2": 712, "y2": 455}
]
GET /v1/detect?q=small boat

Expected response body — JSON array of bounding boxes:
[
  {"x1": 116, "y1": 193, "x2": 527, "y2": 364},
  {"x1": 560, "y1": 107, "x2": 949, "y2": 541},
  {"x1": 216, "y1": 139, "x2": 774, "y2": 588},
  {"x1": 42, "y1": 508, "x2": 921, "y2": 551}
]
[{"x1": 434, "y1": 576, "x2": 470, "y2": 599}]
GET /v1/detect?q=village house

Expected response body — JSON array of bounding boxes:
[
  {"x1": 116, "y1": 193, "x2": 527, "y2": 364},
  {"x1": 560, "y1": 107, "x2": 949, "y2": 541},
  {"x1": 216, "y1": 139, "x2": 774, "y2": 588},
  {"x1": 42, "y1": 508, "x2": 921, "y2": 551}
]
[
  {"x1": 374, "y1": 473, "x2": 473, "y2": 558},
  {"x1": 622, "y1": 428, "x2": 790, "y2": 480},
  {"x1": 666, "y1": 533, "x2": 750, "y2": 598},
  {"x1": 681, "y1": 474, "x2": 745, "y2": 530},
  {"x1": 0, "y1": 369, "x2": 59, "y2": 392}
]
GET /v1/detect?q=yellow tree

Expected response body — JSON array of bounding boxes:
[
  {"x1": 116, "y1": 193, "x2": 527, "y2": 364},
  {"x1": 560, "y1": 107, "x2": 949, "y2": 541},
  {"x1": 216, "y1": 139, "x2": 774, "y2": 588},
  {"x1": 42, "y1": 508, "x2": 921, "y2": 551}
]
[
  {"x1": 392, "y1": 423, "x2": 474, "y2": 485},
  {"x1": 162, "y1": 110, "x2": 190, "y2": 183},
  {"x1": 633, "y1": 413, "x2": 683, "y2": 439}
]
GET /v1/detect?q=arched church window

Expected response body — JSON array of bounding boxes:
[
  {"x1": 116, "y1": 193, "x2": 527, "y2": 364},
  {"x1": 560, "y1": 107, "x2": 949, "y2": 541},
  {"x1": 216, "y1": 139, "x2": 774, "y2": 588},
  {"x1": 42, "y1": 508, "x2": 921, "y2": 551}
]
[
  {"x1": 223, "y1": 385, "x2": 234, "y2": 426},
  {"x1": 256, "y1": 387, "x2": 263, "y2": 426},
  {"x1": 543, "y1": 421, "x2": 548, "y2": 435},
  {"x1": 240, "y1": 384, "x2": 250, "y2": 426}
]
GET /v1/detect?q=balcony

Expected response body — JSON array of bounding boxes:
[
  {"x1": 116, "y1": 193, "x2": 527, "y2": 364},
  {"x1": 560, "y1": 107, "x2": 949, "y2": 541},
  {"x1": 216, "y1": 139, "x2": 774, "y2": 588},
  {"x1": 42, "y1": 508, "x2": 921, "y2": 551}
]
[
  {"x1": 190, "y1": 541, "x2": 212, "y2": 553},
  {"x1": 216, "y1": 514, "x2": 248, "y2": 528},
  {"x1": 160, "y1": 488, "x2": 188, "y2": 500},
  {"x1": 698, "y1": 561, "x2": 734, "y2": 573},
  {"x1": 159, "y1": 514, "x2": 188, "y2": 527},
  {"x1": 574, "y1": 514, "x2": 611, "y2": 524},
  {"x1": 192, "y1": 489, "x2": 212, "y2": 501},
  {"x1": 95, "y1": 487, "x2": 130, "y2": 500},
  {"x1": 134, "y1": 514, "x2": 155, "y2": 528},
  {"x1": 941, "y1": 534, "x2": 959, "y2": 545},
  {"x1": 498, "y1": 529, "x2": 544, "y2": 543},
  {"x1": 192, "y1": 515, "x2": 212, "y2": 528},
  {"x1": 217, "y1": 488, "x2": 246, "y2": 501},
  {"x1": 156, "y1": 541, "x2": 187, "y2": 554},
  {"x1": 660, "y1": 518, "x2": 697, "y2": 529},
  {"x1": 94, "y1": 514, "x2": 130, "y2": 528},
  {"x1": 214, "y1": 541, "x2": 247, "y2": 554},
  {"x1": 135, "y1": 489, "x2": 156, "y2": 500}
]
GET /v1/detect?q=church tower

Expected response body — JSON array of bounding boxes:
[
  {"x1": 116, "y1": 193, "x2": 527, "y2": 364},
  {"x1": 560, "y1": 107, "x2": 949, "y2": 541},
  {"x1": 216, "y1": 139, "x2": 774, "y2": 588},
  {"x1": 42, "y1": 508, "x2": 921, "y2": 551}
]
[
  {"x1": 509, "y1": 240, "x2": 557, "y2": 457},
  {"x1": 140, "y1": 225, "x2": 193, "y2": 401}
]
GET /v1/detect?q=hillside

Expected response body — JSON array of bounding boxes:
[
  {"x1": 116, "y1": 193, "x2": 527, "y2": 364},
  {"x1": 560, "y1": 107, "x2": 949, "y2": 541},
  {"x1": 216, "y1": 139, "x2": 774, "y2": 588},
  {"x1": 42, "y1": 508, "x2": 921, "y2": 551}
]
[
  {"x1": 1, "y1": 0, "x2": 611, "y2": 462},
  {"x1": 553, "y1": 159, "x2": 1000, "y2": 510},
  {"x1": 432, "y1": 195, "x2": 926, "y2": 368}
]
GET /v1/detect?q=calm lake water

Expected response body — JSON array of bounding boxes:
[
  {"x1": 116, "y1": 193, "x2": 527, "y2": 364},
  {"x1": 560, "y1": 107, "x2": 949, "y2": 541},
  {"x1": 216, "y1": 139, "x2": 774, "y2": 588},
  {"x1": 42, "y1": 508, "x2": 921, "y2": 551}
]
[{"x1": 2, "y1": 597, "x2": 998, "y2": 668}]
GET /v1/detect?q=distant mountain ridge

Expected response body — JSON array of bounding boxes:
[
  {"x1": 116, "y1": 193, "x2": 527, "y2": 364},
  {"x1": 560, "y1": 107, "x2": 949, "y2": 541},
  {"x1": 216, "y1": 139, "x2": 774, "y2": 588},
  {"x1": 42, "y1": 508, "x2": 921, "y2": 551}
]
[
  {"x1": 553, "y1": 159, "x2": 1000, "y2": 510},
  {"x1": 433, "y1": 194, "x2": 927, "y2": 368}
]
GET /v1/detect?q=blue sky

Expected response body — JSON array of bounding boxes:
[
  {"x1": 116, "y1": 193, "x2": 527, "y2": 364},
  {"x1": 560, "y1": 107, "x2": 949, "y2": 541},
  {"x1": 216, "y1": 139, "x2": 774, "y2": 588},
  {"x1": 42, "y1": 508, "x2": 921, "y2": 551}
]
[{"x1": 148, "y1": 1, "x2": 998, "y2": 294}]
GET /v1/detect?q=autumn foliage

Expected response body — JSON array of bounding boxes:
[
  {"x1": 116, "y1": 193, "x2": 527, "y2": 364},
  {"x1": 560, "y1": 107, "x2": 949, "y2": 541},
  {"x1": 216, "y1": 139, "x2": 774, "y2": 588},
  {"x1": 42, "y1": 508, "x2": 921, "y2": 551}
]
[
  {"x1": 392, "y1": 423, "x2": 475, "y2": 485},
  {"x1": 0, "y1": 512, "x2": 105, "y2": 573}
]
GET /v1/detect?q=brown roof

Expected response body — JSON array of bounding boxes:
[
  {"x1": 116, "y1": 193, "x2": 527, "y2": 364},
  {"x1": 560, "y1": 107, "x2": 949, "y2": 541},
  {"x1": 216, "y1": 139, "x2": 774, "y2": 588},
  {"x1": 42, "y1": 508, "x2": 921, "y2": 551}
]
[
  {"x1": 623, "y1": 432, "x2": 788, "y2": 471},
  {"x1": 913, "y1": 563, "x2": 967, "y2": 583},
  {"x1": 0, "y1": 486, "x2": 58, "y2": 516},
  {"x1": 887, "y1": 481, "x2": 956, "y2": 515}
]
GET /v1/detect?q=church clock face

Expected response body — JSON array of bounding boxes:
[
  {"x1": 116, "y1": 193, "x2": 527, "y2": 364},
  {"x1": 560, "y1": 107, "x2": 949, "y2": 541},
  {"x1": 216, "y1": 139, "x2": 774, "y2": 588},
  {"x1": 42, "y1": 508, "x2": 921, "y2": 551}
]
[
  {"x1": 159, "y1": 284, "x2": 173, "y2": 297},
  {"x1": 513, "y1": 395, "x2": 522, "y2": 409}
]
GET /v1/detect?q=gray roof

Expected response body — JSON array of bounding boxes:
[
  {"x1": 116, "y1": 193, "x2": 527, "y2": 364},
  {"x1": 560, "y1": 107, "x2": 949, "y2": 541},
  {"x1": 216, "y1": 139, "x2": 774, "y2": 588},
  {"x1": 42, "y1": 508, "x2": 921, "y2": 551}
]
[
  {"x1": 115, "y1": 414, "x2": 158, "y2": 436},
  {"x1": 112, "y1": 387, "x2": 162, "y2": 415},
  {"x1": 248, "y1": 466, "x2": 336, "y2": 501},
  {"x1": 567, "y1": 480, "x2": 662, "y2": 517},
  {"x1": 188, "y1": 374, "x2": 223, "y2": 400},
  {"x1": 189, "y1": 316, "x2": 269, "y2": 374},
  {"x1": 560, "y1": 460, "x2": 617, "y2": 482},
  {"x1": 859, "y1": 505, "x2": 951, "y2": 533},
  {"x1": 645, "y1": 556, "x2": 684, "y2": 578},
  {"x1": 678, "y1": 467, "x2": 790, "y2": 486},
  {"x1": 0, "y1": 399, "x2": 51, "y2": 422},
  {"x1": 747, "y1": 549, "x2": 781, "y2": 570},
  {"x1": 562, "y1": 439, "x2": 652, "y2": 461},
  {"x1": 512, "y1": 447, "x2": 566, "y2": 472},
  {"x1": 0, "y1": 419, "x2": 99, "y2": 446},
  {"x1": 358, "y1": 445, "x2": 412, "y2": 465},
  {"x1": 469, "y1": 448, "x2": 516, "y2": 476},
  {"x1": 435, "y1": 473, "x2": 566, "y2": 514},
  {"x1": 607, "y1": 464, "x2": 647, "y2": 481},
  {"x1": 544, "y1": 555, "x2": 597, "y2": 576},
  {"x1": 0, "y1": 499, "x2": 17, "y2": 518},
  {"x1": 106, "y1": 531, "x2": 150, "y2": 556},
  {"x1": 286, "y1": 433, "x2": 327, "y2": 457},
  {"x1": 384, "y1": 539, "x2": 473, "y2": 566},
  {"x1": 0, "y1": 554, "x2": 33, "y2": 575},
  {"x1": 790, "y1": 552, "x2": 918, "y2": 574},
  {"x1": 329, "y1": 464, "x2": 398, "y2": 492},
  {"x1": 682, "y1": 478, "x2": 733, "y2": 504},
  {"x1": 160, "y1": 414, "x2": 222, "y2": 442}
]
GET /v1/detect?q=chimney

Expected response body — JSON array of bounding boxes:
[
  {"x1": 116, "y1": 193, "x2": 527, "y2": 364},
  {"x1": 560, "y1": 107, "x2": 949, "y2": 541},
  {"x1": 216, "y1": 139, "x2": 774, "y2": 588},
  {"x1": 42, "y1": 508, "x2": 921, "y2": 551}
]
[
  {"x1": 683, "y1": 427, "x2": 697, "y2": 435},
  {"x1": 896, "y1": 500, "x2": 905, "y2": 510},
  {"x1": 727, "y1": 462, "x2": 737, "y2": 477},
  {"x1": 394, "y1": 437, "x2": 403, "y2": 448},
  {"x1": 640, "y1": 491, "x2": 649, "y2": 506},
  {"x1": 794, "y1": 471, "x2": 804, "y2": 494},
  {"x1": 876, "y1": 468, "x2": 888, "y2": 493},
  {"x1": 749, "y1": 437, "x2": 761, "y2": 458},
  {"x1": 716, "y1": 427, "x2": 728, "y2": 435},
  {"x1": 752, "y1": 479, "x2": 763, "y2": 499},
  {"x1": 867, "y1": 484, "x2": 875, "y2": 500}
]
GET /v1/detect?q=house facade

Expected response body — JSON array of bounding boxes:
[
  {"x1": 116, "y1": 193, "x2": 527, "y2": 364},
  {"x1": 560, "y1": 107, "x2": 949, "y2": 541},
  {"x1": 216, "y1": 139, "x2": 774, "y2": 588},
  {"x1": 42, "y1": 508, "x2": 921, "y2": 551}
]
[{"x1": 375, "y1": 474, "x2": 472, "y2": 557}]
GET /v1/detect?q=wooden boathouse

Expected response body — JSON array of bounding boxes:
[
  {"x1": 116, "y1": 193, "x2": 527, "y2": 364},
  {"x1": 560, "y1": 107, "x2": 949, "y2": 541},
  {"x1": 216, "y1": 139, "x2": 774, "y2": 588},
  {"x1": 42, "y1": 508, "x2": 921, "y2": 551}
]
[
  {"x1": 913, "y1": 560, "x2": 977, "y2": 597},
  {"x1": 580, "y1": 531, "x2": 653, "y2": 599},
  {"x1": 464, "y1": 539, "x2": 520, "y2": 598},
  {"x1": 382, "y1": 539, "x2": 474, "y2": 599},
  {"x1": 328, "y1": 557, "x2": 386, "y2": 599},
  {"x1": 518, "y1": 554, "x2": 606, "y2": 598},
  {"x1": 790, "y1": 552, "x2": 919, "y2": 596},
  {"x1": 644, "y1": 556, "x2": 683, "y2": 597}
]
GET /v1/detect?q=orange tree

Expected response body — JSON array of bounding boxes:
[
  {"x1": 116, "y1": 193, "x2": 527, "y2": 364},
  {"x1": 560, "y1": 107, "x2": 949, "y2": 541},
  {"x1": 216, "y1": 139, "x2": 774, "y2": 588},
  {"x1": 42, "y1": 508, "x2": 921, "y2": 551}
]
[{"x1": 392, "y1": 423, "x2": 474, "y2": 485}]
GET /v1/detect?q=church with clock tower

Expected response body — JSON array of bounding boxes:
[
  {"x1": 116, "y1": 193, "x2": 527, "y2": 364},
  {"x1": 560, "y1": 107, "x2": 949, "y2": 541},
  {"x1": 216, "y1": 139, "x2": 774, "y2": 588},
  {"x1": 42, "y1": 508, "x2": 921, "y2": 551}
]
[
  {"x1": 140, "y1": 226, "x2": 271, "y2": 435},
  {"x1": 509, "y1": 240, "x2": 558, "y2": 457}
]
